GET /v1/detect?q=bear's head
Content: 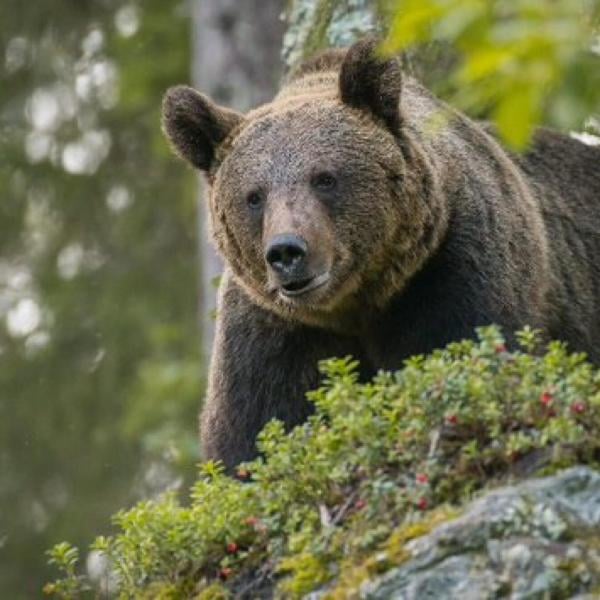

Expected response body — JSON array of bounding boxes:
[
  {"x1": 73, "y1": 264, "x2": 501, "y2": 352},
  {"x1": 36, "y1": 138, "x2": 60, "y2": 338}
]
[{"x1": 162, "y1": 39, "x2": 446, "y2": 329}]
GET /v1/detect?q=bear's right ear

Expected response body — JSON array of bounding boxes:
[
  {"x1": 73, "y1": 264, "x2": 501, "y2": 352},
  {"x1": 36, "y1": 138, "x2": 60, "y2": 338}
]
[
  {"x1": 339, "y1": 38, "x2": 402, "y2": 134},
  {"x1": 162, "y1": 86, "x2": 244, "y2": 172}
]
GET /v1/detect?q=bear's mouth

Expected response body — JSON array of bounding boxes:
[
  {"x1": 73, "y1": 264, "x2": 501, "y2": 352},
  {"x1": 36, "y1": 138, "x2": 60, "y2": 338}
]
[{"x1": 279, "y1": 272, "x2": 330, "y2": 298}]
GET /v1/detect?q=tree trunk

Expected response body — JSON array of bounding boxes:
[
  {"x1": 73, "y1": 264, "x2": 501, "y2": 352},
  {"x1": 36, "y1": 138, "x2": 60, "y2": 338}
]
[
  {"x1": 192, "y1": 0, "x2": 285, "y2": 364},
  {"x1": 282, "y1": 0, "x2": 386, "y2": 69},
  {"x1": 282, "y1": 0, "x2": 454, "y2": 84}
]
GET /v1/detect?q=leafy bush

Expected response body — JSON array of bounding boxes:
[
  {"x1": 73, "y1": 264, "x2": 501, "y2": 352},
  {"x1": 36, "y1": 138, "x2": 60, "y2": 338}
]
[
  {"x1": 45, "y1": 327, "x2": 600, "y2": 598},
  {"x1": 386, "y1": 0, "x2": 600, "y2": 147}
]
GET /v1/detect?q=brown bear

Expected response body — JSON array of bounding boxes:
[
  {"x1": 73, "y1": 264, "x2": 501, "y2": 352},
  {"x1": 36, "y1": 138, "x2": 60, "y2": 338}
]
[{"x1": 162, "y1": 39, "x2": 600, "y2": 469}]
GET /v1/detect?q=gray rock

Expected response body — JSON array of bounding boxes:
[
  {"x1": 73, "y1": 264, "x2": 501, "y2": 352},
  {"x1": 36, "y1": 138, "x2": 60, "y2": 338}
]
[{"x1": 360, "y1": 467, "x2": 600, "y2": 600}]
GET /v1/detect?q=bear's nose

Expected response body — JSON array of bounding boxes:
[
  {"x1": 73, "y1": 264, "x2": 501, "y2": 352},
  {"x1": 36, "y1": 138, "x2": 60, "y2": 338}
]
[{"x1": 265, "y1": 234, "x2": 308, "y2": 273}]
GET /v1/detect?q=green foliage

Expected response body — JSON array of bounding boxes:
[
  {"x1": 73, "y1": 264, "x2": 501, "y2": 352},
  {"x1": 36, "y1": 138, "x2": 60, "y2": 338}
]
[
  {"x1": 386, "y1": 0, "x2": 600, "y2": 147},
  {"x1": 47, "y1": 328, "x2": 600, "y2": 598},
  {"x1": 43, "y1": 543, "x2": 88, "y2": 599}
]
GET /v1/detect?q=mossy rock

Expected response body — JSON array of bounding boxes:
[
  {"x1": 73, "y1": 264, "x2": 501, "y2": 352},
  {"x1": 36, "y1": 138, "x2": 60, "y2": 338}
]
[{"x1": 359, "y1": 467, "x2": 600, "y2": 599}]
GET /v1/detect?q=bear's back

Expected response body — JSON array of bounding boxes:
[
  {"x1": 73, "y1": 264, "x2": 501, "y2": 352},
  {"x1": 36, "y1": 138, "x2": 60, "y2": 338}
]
[
  {"x1": 517, "y1": 131, "x2": 600, "y2": 355},
  {"x1": 519, "y1": 129, "x2": 600, "y2": 222}
]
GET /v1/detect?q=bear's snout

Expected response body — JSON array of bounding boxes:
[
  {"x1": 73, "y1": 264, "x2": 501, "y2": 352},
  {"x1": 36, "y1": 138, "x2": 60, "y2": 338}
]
[
  {"x1": 265, "y1": 233, "x2": 313, "y2": 295},
  {"x1": 265, "y1": 234, "x2": 308, "y2": 275},
  {"x1": 264, "y1": 233, "x2": 331, "y2": 298}
]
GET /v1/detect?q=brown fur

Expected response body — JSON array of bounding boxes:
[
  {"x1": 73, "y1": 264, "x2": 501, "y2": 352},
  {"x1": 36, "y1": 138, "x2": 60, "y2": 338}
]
[{"x1": 162, "y1": 39, "x2": 600, "y2": 469}]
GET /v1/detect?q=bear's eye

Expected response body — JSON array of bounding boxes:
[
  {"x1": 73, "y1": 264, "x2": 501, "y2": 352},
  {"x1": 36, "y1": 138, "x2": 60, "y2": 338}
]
[
  {"x1": 246, "y1": 191, "x2": 264, "y2": 210},
  {"x1": 311, "y1": 172, "x2": 337, "y2": 191}
]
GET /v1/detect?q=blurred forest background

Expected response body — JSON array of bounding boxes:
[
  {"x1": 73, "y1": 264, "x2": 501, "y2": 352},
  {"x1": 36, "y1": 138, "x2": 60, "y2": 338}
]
[
  {"x1": 0, "y1": 0, "x2": 282, "y2": 596},
  {"x1": 0, "y1": 1, "x2": 197, "y2": 595},
  {"x1": 1, "y1": 0, "x2": 598, "y2": 597}
]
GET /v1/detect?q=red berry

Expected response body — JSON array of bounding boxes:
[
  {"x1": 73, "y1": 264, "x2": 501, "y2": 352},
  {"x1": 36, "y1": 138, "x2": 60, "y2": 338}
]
[
  {"x1": 540, "y1": 391, "x2": 553, "y2": 406},
  {"x1": 226, "y1": 542, "x2": 239, "y2": 554},
  {"x1": 416, "y1": 473, "x2": 429, "y2": 485},
  {"x1": 417, "y1": 497, "x2": 428, "y2": 511},
  {"x1": 571, "y1": 401, "x2": 586, "y2": 414},
  {"x1": 219, "y1": 567, "x2": 233, "y2": 580},
  {"x1": 354, "y1": 499, "x2": 366, "y2": 510},
  {"x1": 495, "y1": 344, "x2": 507, "y2": 354},
  {"x1": 446, "y1": 414, "x2": 458, "y2": 425}
]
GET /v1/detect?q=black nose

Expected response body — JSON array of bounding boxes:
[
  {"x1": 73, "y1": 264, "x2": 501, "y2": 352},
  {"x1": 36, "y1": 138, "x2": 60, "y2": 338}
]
[{"x1": 265, "y1": 234, "x2": 308, "y2": 273}]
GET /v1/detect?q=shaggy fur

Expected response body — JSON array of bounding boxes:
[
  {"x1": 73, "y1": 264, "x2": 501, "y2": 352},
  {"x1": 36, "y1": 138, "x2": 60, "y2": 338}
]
[{"x1": 162, "y1": 39, "x2": 600, "y2": 469}]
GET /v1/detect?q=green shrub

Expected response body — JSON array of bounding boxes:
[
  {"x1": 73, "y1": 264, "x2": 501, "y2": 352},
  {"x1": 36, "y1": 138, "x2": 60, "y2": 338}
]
[{"x1": 45, "y1": 327, "x2": 600, "y2": 598}]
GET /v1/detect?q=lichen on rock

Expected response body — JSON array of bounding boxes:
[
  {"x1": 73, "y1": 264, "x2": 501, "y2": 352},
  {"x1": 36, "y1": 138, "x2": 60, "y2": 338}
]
[{"x1": 360, "y1": 467, "x2": 600, "y2": 599}]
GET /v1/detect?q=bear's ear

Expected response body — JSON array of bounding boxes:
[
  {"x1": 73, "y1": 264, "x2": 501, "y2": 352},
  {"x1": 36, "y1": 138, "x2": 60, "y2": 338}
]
[
  {"x1": 162, "y1": 85, "x2": 244, "y2": 172},
  {"x1": 339, "y1": 38, "x2": 402, "y2": 133}
]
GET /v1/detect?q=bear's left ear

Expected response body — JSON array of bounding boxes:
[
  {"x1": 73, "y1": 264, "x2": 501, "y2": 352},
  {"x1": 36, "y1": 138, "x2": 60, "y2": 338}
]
[
  {"x1": 339, "y1": 38, "x2": 402, "y2": 134},
  {"x1": 162, "y1": 85, "x2": 244, "y2": 173}
]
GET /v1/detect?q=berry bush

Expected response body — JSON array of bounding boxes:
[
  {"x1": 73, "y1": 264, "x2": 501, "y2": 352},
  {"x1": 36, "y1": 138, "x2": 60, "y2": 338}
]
[{"x1": 45, "y1": 327, "x2": 600, "y2": 598}]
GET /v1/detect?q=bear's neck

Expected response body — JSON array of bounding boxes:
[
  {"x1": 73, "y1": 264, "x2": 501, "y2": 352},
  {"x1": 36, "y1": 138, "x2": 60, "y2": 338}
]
[{"x1": 274, "y1": 71, "x2": 339, "y2": 102}]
